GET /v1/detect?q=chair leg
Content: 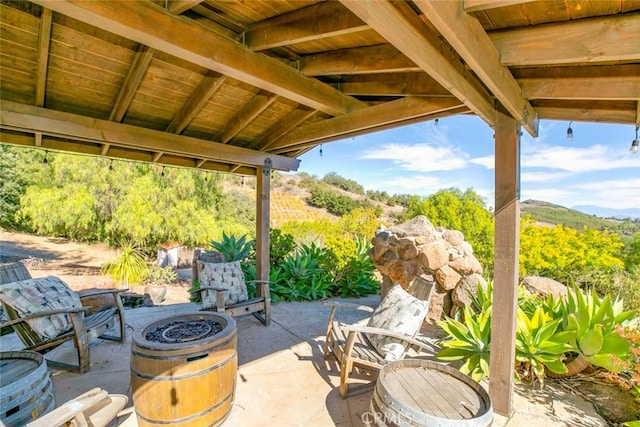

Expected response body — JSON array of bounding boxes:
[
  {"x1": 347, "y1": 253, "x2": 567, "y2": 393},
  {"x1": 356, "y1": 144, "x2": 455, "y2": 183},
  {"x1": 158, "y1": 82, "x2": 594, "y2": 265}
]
[{"x1": 69, "y1": 312, "x2": 90, "y2": 374}]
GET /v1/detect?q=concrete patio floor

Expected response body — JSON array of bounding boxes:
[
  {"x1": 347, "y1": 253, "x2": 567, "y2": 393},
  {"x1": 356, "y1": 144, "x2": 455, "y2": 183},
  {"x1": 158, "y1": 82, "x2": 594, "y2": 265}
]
[{"x1": 1, "y1": 296, "x2": 607, "y2": 427}]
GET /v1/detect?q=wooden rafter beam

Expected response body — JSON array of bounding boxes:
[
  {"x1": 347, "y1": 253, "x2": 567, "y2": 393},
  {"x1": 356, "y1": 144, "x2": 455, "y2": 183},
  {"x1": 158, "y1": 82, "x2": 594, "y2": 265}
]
[
  {"x1": 490, "y1": 14, "x2": 640, "y2": 66},
  {"x1": 334, "y1": 74, "x2": 453, "y2": 97},
  {"x1": 109, "y1": 45, "x2": 155, "y2": 122},
  {"x1": 532, "y1": 100, "x2": 638, "y2": 124},
  {"x1": 463, "y1": 0, "x2": 538, "y2": 13},
  {"x1": 515, "y1": 65, "x2": 640, "y2": 100},
  {"x1": 215, "y1": 91, "x2": 278, "y2": 144},
  {"x1": 266, "y1": 97, "x2": 464, "y2": 151},
  {"x1": 167, "y1": 0, "x2": 204, "y2": 15},
  {"x1": 35, "y1": 7, "x2": 52, "y2": 108},
  {"x1": 166, "y1": 72, "x2": 227, "y2": 134},
  {"x1": 415, "y1": 0, "x2": 538, "y2": 136},
  {"x1": 32, "y1": 0, "x2": 365, "y2": 117},
  {"x1": 299, "y1": 44, "x2": 419, "y2": 76},
  {"x1": 339, "y1": 1, "x2": 496, "y2": 132},
  {"x1": 253, "y1": 107, "x2": 317, "y2": 150},
  {"x1": 244, "y1": 2, "x2": 367, "y2": 51},
  {"x1": 0, "y1": 101, "x2": 300, "y2": 171}
]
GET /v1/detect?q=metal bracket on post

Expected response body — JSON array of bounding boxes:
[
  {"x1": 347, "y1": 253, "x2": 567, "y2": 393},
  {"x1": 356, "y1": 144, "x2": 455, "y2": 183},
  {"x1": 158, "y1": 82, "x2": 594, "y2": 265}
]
[{"x1": 263, "y1": 157, "x2": 272, "y2": 176}]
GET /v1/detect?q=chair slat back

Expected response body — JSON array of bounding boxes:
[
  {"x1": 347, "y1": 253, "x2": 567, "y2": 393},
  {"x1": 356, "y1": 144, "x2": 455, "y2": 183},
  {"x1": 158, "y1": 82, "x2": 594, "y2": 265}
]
[
  {"x1": 0, "y1": 263, "x2": 40, "y2": 346},
  {"x1": 407, "y1": 275, "x2": 435, "y2": 304},
  {"x1": 191, "y1": 249, "x2": 225, "y2": 284}
]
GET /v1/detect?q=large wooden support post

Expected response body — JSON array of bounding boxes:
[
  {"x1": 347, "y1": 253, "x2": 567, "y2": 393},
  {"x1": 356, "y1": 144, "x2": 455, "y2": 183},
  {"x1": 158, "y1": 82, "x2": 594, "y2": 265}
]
[
  {"x1": 489, "y1": 111, "x2": 521, "y2": 416},
  {"x1": 256, "y1": 159, "x2": 271, "y2": 284}
]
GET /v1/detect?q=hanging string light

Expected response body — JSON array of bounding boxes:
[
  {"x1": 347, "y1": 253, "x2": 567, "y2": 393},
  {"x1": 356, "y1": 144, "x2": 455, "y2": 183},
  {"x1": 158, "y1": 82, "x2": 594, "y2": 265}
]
[
  {"x1": 319, "y1": 144, "x2": 323, "y2": 157},
  {"x1": 42, "y1": 151, "x2": 48, "y2": 165},
  {"x1": 161, "y1": 166, "x2": 165, "y2": 177},
  {"x1": 566, "y1": 121, "x2": 574, "y2": 140},
  {"x1": 108, "y1": 159, "x2": 114, "y2": 171},
  {"x1": 631, "y1": 126, "x2": 639, "y2": 154}
]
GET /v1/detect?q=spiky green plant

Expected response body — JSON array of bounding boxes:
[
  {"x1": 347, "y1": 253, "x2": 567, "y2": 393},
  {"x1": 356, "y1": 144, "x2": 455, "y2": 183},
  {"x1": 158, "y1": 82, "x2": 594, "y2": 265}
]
[
  {"x1": 101, "y1": 240, "x2": 148, "y2": 289},
  {"x1": 209, "y1": 232, "x2": 254, "y2": 261}
]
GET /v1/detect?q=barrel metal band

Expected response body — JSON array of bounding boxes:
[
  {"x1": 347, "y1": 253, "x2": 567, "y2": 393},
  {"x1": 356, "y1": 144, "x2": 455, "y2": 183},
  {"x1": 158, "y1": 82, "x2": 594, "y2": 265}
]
[
  {"x1": 131, "y1": 333, "x2": 235, "y2": 360},
  {"x1": 134, "y1": 388, "x2": 234, "y2": 425},
  {"x1": 131, "y1": 351, "x2": 236, "y2": 380}
]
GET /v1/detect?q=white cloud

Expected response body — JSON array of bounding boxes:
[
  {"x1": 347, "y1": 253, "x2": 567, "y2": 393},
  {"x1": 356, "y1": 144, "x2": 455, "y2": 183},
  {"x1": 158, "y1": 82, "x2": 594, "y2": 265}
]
[
  {"x1": 522, "y1": 144, "x2": 639, "y2": 173},
  {"x1": 470, "y1": 155, "x2": 493, "y2": 169},
  {"x1": 521, "y1": 171, "x2": 573, "y2": 183},
  {"x1": 522, "y1": 179, "x2": 640, "y2": 210},
  {"x1": 360, "y1": 143, "x2": 467, "y2": 172},
  {"x1": 365, "y1": 175, "x2": 445, "y2": 195}
]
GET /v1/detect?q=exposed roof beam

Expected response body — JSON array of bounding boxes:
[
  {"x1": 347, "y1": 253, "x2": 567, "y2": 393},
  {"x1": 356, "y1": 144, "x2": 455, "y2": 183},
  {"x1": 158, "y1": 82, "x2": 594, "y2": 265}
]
[
  {"x1": 166, "y1": 72, "x2": 227, "y2": 134},
  {"x1": 515, "y1": 65, "x2": 640, "y2": 100},
  {"x1": 463, "y1": 0, "x2": 538, "y2": 13},
  {"x1": 245, "y1": 2, "x2": 367, "y2": 51},
  {"x1": 167, "y1": 0, "x2": 204, "y2": 15},
  {"x1": 333, "y1": 74, "x2": 452, "y2": 97},
  {"x1": 215, "y1": 91, "x2": 278, "y2": 143},
  {"x1": 266, "y1": 97, "x2": 464, "y2": 151},
  {"x1": 299, "y1": 44, "x2": 420, "y2": 76},
  {"x1": 415, "y1": 0, "x2": 538, "y2": 136},
  {"x1": 109, "y1": 45, "x2": 155, "y2": 122},
  {"x1": 532, "y1": 100, "x2": 638, "y2": 124},
  {"x1": 35, "y1": 7, "x2": 52, "y2": 108},
  {"x1": 340, "y1": 0, "x2": 496, "y2": 130},
  {"x1": 0, "y1": 101, "x2": 300, "y2": 171},
  {"x1": 32, "y1": 0, "x2": 365, "y2": 117},
  {"x1": 253, "y1": 107, "x2": 317, "y2": 150},
  {"x1": 490, "y1": 14, "x2": 640, "y2": 66}
]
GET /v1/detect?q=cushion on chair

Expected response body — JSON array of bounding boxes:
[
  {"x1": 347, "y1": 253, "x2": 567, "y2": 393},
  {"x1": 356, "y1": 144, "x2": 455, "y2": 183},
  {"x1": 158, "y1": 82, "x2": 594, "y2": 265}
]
[
  {"x1": 0, "y1": 276, "x2": 82, "y2": 340},
  {"x1": 198, "y1": 261, "x2": 248, "y2": 307},
  {"x1": 365, "y1": 283, "x2": 430, "y2": 361}
]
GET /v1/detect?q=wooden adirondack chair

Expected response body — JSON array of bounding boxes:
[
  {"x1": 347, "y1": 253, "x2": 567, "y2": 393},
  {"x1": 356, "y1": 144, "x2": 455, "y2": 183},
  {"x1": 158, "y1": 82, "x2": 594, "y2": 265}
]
[
  {"x1": 324, "y1": 277, "x2": 435, "y2": 398},
  {"x1": 192, "y1": 251, "x2": 271, "y2": 326},
  {"x1": 0, "y1": 262, "x2": 126, "y2": 374}
]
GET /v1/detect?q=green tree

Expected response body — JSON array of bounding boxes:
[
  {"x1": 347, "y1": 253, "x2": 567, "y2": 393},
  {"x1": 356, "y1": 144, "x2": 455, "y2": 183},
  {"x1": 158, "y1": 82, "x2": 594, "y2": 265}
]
[{"x1": 403, "y1": 188, "x2": 494, "y2": 272}]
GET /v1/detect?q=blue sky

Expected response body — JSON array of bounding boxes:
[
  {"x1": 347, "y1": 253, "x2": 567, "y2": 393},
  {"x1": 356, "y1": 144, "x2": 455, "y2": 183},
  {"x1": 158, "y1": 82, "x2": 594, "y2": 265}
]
[{"x1": 296, "y1": 116, "x2": 640, "y2": 213}]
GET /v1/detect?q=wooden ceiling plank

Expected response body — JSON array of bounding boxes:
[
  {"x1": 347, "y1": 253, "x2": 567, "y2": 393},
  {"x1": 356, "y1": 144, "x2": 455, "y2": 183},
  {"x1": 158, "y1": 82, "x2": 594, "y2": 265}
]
[
  {"x1": 215, "y1": 91, "x2": 278, "y2": 143},
  {"x1": 268, "y1": 97, "x2": 464, "y2": 151},
  {"x1": 257, "y1": 108, "x2": 317, "y2": 150},
  {"x1": 33, "y1": 0, "x2": 365, "y2": 117},
  {"x1": 336, "y1": 73, "x2": 454, "y2": 97},
  {"x1": 109, "y1": 44, "x2": 155, "y2": 122},
  {"x1": 35, "y1": 7, "x2": 52, "y2": 108},
  {"x1": 519, "y1": 76, "x2": 640, "y2": 100},
  {"x1": 167, "y1": 0, "x2": 204, "y2": 15},
  {"x1": 299, "y1": 44, "x2": 420, "y2": 76},
  {"x1": 532, "y1": 100, "x2": 637, "y2": 124},
  {"x1": 166, "y1": 72, "x2": 227, "y2": 134},
  {"x1": 490, "y1": 14, "x2": 640, "y2": 66},
  {"x1": 0, "y1": 100, "x2": 300, "y2": 171},
  {"x1": 340, "y1": 0, "x2": 496, "y2": 130},
  {"x1": 415, "y1": 0, "x2": 538, "y2": 136},
  {"x1": 463, "y1": 0, "x2": 538, "y2": 13},
  {"x1": 245, "y1": 2, "x2": 368, "y2": 51}
]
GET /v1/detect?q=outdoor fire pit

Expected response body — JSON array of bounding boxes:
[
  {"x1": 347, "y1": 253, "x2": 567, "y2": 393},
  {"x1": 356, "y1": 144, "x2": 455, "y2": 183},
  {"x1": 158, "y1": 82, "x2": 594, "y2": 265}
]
[{"x1": 130, "y1": 312, "x2": 237, "y2": 427}]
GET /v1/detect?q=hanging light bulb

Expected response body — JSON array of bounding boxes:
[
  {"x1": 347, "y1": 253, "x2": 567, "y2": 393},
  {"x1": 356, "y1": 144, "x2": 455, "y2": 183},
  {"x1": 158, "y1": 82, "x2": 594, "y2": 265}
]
[
  {"x1": 434, "y1": 118, "x2": 439, "y2": 126},
  {"x1": 161, "y1": 166, "x2": 165, "y2": 177},
  {"x1": 631, "y1": 126, "x2": 639, "y2": 154},
  {"x1": 108, "y1": 159, "x2": 114, "y2": 171},
  {"x1": 319, "y1": 144, "x2": 323, "y2": 157},
  {"x1": 566, "y1": 121, "x2": 573, "y2": 140},
  {"x1": 241, "y1": 176, "x2": 245, "y2": 186},
  {"x1": 42, "y1": 151, "x2": 48, "y2": 165}
]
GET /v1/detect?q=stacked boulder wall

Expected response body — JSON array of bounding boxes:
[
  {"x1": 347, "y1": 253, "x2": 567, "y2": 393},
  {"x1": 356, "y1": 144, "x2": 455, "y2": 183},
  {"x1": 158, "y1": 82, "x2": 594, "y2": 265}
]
[{"x1": 369, "y1": 216, "x2": 486, "y2": 322}]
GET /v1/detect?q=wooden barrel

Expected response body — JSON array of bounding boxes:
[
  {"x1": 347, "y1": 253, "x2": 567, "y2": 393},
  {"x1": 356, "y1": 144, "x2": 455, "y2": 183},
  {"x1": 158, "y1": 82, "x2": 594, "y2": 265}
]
[
  {"x1": 131, "y1": 312, "x2": 237, "y2": 427},
  {"x1": 0, "y1": 351, "x2": 55, "y2": 427},
  {"x1": 368, "y1": 359, "x2": 493, "y2": 427}
]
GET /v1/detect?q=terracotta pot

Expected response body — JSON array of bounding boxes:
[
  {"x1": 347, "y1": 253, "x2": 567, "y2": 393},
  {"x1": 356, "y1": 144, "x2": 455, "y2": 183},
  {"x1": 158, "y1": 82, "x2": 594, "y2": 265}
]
[
  {"x1": 144, "y1": 285, "x2": 167, "y2": 304},
  {"x1": 546, "y1": 354, "x2": 591, "y2": 378}
]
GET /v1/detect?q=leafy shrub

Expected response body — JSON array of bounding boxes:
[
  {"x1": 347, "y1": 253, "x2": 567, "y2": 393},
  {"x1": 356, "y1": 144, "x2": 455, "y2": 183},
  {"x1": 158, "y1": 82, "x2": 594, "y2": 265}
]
[
  {"x1": 307, "y1": 185, "x2": 361, "y2": 216},
  {"x1": 101, "y1": 240, "x2": 149, "y2": 288},
  {"x1": 327, "y1": 236, "x2": 379, "y2": 298},
  {"x1": 268, "y1": 228, "x2": 296, "y2": 267},
  {"x1": 321, "y1": 172, "x2": 365, "y2": 195},
  {"x1": 143, "y1": 264, "x2": 178, "y2": 286}
]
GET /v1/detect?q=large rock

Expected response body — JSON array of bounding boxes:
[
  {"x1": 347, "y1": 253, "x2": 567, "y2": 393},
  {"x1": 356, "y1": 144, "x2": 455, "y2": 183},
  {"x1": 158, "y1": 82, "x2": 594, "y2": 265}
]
[
  {"x1": 389, "y1": 216, "x2": 435, "y2": 238},
  {"x1": 521, "y1": 276, "x2": 567, "y2": 298}
]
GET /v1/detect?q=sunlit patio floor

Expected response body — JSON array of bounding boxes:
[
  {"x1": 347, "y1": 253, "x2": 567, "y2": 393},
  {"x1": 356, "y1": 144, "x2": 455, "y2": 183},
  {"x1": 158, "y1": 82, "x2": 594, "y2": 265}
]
[{"x1": 0, "y1": 296, "x2": 607, "y2": 427}]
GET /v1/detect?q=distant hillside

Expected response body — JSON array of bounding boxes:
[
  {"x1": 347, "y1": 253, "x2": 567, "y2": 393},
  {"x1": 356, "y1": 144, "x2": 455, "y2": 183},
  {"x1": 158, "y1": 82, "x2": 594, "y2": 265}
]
[
  {"x1": 572, "y1": 205, "x2": 640, "y2": 220},
  {"x1": 521, "y1": 200, "x2": 623, "y2": 230}
]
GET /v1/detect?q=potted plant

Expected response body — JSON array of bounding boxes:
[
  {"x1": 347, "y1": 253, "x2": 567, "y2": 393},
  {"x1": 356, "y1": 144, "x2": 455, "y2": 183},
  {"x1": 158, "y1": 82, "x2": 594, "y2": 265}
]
[{"x1": 143, "y1": 265, "x2": 178, "y2": 304}]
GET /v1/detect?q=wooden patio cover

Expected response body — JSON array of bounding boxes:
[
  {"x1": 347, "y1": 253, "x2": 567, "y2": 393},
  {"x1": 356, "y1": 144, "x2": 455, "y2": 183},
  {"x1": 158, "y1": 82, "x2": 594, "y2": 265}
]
[{"x1": 1, "y1": 0, "x2": 639, "y2": 415}]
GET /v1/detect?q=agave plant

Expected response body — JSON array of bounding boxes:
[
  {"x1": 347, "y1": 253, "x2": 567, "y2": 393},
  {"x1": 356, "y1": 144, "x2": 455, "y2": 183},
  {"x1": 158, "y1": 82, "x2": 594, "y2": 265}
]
[
  {"x1": 561, "y1": 285, "x2": 636, "y2": 372},
  {"x1": 515, "y1": 306, "x2": 576, "y2": 385},
  {"x1": 209, "y1": 232, "x2": 254, "y2": 262},
  {"x1": 436, "y1": 305, "x2": 492, "y2": 382}
]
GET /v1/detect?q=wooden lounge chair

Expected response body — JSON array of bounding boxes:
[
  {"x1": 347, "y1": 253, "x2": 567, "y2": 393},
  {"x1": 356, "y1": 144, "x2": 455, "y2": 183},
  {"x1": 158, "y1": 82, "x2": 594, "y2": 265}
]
[
  {"x1": 26, "y1": 387, "x2": 128, "y2": 427},
  {"x1": 192, "y1": 252, "x2": 271, "y2": 326},
  {"x1": 0, "y1": 262, "x2": 126, "y2": 374},
  {"x1": 324, "y1": 277, "x2": 435, "y2": 398}
]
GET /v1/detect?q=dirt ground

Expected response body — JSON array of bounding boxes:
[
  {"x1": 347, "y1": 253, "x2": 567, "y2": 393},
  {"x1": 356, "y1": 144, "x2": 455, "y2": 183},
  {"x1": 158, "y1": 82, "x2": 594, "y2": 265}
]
[{"x1": 0, "y1": 230, "x2": 191, "y2": 303}]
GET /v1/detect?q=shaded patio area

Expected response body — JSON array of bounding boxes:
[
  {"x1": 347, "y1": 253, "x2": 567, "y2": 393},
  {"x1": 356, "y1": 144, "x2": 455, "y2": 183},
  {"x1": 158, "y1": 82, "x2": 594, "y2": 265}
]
[{"x1": 1, "y1": 296, "x2": 607, "y2": 426}]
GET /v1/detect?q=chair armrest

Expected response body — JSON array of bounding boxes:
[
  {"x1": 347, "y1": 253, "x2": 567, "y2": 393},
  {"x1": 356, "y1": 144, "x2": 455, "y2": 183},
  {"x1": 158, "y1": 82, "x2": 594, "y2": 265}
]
[
  {"x1": 0, "y1": 307, "x2": 88, "y2": 328},
  {"x1": 340, "y1": 323, "x2": 432, "y2": 351},
  {"x1": 26, "y1": 388, "x2": 109, "y2": 427},
  {"x1": 191, "y1": 286, "x2": 229, "y2": 294},
  {"x1": 323, "y1": 301, "x2": 375, "y2": 313},
  {"x1": 79, "y1": 288, "x2": 127, "y2": 299}
]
